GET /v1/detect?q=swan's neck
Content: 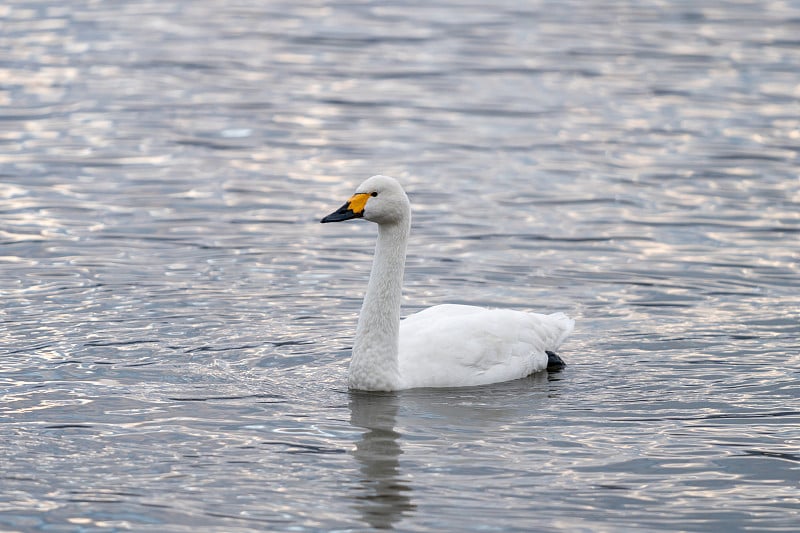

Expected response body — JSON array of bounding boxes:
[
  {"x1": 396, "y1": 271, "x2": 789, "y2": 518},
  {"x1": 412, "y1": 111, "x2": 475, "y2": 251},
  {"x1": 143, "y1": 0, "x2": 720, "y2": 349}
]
[{"x1": 348, "y1": 217, "x2": 410, "y2": 391}]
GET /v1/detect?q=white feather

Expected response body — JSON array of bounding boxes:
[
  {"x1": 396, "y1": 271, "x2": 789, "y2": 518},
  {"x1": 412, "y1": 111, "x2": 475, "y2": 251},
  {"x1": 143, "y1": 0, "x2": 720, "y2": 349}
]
[{"x1": 399, "y1": 305, "x2": 573, "y2": 389}]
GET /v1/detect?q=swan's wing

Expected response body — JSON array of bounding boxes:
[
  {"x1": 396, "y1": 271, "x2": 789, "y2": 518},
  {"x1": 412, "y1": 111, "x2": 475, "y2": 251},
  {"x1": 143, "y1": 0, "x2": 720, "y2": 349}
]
[
  {"x1": 399, "y1": 305, "x2": 574, "y2": 388},
  {"x1": 400, "y1": 304, "x2": 485, "y2": 326}
]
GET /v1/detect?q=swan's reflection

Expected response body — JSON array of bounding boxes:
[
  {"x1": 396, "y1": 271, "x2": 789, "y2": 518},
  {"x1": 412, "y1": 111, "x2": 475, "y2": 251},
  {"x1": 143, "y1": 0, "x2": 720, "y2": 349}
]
[
  {"x1": 347, "y1": 370, "x2": 558, "y2": 528},
  {"x1": 349, "y1": 391, "x2": 415, "y2": 529}
]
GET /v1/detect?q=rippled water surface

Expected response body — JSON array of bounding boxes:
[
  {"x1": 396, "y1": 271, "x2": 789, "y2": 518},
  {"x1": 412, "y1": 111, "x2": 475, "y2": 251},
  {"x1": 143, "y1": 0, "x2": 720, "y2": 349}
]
[{"x1": 2, "y1": 1, "x2": 799, "y2": 531}]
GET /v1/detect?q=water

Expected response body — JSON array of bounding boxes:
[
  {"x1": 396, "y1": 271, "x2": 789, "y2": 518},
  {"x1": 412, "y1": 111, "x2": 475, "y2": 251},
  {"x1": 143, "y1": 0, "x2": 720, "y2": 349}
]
[{"x1": 1, "y1": 0, "x2": 799, "y2": 530}]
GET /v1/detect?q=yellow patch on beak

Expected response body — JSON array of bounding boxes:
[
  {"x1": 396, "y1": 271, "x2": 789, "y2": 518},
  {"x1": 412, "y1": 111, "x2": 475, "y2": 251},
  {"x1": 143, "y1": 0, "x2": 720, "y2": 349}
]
[{"x1": 347, "y1": 193, "x2": 370, "y2": 214}]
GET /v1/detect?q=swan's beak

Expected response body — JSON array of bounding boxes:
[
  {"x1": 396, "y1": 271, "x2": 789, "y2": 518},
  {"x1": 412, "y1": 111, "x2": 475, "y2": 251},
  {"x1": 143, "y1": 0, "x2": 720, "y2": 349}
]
[{"x1": 320, "y1": 193, "x2": 369, "y2": 223}]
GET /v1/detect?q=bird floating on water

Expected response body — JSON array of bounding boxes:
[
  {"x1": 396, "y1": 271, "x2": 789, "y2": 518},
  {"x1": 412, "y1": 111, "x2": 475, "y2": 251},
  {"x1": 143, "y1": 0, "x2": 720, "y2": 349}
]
[{"x1": 321, "y1": 175, "x2": 574, "y2": 391}]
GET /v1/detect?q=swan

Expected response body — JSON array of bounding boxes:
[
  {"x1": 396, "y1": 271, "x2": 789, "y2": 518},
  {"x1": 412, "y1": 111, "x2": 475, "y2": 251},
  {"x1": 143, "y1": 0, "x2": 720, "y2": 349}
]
[{"x1": 321, "y1": 175, "x2": 574, "y2": 391}]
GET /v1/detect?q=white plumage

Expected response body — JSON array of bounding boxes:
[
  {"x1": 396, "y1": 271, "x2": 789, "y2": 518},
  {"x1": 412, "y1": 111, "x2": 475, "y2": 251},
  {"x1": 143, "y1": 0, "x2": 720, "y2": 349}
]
[{"x1": 321, "y1": 175, "x2": 574, "y2": 391}]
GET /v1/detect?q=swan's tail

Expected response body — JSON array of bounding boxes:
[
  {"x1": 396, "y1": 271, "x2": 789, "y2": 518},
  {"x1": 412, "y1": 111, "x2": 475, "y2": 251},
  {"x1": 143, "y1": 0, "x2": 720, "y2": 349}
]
[
  {"x1": 547, "y1": 312, "x2": 575, "y2": 348},
  {"x1": 543, "y1": 312, "x2": 573, "y2": 370}
]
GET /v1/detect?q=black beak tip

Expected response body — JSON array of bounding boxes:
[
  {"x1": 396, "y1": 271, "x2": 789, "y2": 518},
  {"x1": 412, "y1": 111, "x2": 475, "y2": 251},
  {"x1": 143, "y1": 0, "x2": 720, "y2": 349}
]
[{"x1": 320, "y1": 203, "x2": 363, "y2": 224}]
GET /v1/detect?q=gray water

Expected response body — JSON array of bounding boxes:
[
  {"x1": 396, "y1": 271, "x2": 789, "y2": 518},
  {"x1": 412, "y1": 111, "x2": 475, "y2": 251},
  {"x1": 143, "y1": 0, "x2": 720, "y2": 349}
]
[{"x1": 1, "y1": 0, "x2": 799, "y2": 531}]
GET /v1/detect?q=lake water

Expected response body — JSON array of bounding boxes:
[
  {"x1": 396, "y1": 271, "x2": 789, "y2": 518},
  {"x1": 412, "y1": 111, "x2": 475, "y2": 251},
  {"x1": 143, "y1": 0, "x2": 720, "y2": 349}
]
[{"x1": 1, "y1": 0, "x2": 799, "y2": 531}]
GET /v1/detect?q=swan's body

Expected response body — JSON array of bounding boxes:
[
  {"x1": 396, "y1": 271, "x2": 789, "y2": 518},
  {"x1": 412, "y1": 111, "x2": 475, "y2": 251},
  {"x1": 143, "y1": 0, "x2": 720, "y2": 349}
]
[{"x1": 321, "y1": 175, "x2": 574, "y2": 391}]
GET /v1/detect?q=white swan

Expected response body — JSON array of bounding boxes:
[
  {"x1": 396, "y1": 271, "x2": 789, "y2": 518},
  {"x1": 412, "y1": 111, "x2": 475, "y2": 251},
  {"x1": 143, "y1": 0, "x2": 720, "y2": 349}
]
[{"x1": 321, "y1": 175, "x2": 574, "y2": 391}]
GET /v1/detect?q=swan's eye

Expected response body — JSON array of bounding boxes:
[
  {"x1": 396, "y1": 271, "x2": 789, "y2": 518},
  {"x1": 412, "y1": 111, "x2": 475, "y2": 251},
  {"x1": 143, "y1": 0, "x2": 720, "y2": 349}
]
[{"x1": 370, "y1": 192, "x2": 378, "y2": 197}]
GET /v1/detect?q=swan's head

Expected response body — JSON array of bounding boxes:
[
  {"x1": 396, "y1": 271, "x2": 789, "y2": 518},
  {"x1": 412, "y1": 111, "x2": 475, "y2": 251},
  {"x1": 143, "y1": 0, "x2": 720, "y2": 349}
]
[{"x1": 320, "y1": 175, "x2": 410, "y2": 225}]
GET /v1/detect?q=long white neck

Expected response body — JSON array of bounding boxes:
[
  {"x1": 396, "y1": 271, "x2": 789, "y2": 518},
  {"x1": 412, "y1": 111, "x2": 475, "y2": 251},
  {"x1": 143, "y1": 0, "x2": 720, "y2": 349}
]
[{"x1": 348, "y1": 216, "x2": 410, "y2": 391}]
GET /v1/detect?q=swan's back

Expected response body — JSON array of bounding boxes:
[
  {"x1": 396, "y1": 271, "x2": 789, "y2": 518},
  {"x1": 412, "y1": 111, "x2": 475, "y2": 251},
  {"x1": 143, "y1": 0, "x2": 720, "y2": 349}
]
[{"x1": 398, "y1": 304, "x2": 574, "y2": 389}]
